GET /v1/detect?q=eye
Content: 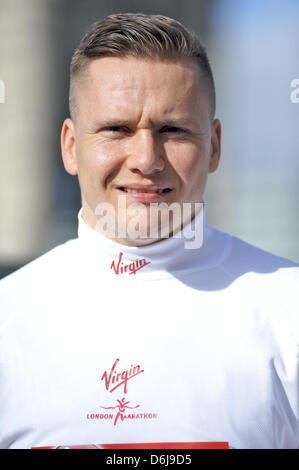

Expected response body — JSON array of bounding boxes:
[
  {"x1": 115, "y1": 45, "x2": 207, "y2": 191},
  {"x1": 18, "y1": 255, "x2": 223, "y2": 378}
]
[
  {"x1": 100, "y1": 126, "x2": 131, "y2": 139},
  {"x1": 104, "y1": 126, "x2": 126, "y2": 133},
  {"x1": 160, "y1": 126, "x2": 187, "y2": 134}
]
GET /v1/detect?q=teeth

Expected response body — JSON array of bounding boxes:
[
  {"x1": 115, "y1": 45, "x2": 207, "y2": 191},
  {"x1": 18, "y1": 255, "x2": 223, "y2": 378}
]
[{"x1": 124, "y1": 188, "x2": 164, "y2": 194}]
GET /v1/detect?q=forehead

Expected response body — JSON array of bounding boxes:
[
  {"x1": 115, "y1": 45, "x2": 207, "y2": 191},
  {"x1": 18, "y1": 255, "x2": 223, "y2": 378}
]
[{"x1": 75, "y1": 56, "x2": 209, "y2": 122}]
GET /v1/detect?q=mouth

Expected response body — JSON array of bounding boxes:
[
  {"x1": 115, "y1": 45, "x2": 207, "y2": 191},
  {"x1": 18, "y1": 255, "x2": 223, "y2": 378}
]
[
  {"x1": 116, "y1": 185, "x2": 173, "y2": 202},
  {"x1": 118, "y1": 186, "x2": 172, "y2": 194},
  {"x1": 119, "y1": 188, "x2": 172, "y2": 194}
]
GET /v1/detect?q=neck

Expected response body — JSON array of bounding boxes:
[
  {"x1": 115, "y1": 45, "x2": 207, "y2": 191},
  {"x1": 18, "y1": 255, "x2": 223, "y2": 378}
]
[
  {"x1": 76, "y1": 203, "x2": 229, "y2": 281},
  {"x1": 81, "y1": 200, "x2": 204, "y2": 248}
]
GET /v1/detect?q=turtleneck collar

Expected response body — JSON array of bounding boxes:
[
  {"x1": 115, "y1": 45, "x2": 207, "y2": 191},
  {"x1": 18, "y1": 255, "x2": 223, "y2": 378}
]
[{"x1": 77, "y1": 206, "x2": 231, "y2": 280}]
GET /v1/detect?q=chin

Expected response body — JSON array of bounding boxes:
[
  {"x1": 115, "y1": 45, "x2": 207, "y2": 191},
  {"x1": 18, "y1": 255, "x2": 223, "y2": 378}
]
[{"x1": 116, "y1": 234, "x2": 162, "y2": 247}]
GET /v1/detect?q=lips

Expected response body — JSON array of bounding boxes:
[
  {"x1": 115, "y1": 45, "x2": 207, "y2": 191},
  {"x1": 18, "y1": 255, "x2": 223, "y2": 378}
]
[
  {"x1": 116, "y1": 185, "x2": 173, "y2": 203},
  {"x1": 118, "y1": 185, "x2": 172, "y2": 194}
]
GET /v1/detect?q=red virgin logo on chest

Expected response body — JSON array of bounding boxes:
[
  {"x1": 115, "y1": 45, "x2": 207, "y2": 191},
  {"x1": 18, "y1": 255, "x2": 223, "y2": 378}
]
[
  {"x1": 110, "y1": 252, "x2": 151, "y2": 275},
  {"x1": 101, "y1": 358, "x2": 144, "y2": 393},
  {"x1": 86, "y1": 358, "x2": 157, "y2": 426}
]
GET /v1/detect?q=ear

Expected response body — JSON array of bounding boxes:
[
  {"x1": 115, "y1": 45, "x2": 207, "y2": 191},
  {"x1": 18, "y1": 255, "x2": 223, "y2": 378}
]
[
  {"x1": 208, "y1": 118, "x2": 221, "y2": 173},
  {"x1": 61, "y1": 118, "x2": 78, "y2": 175}
]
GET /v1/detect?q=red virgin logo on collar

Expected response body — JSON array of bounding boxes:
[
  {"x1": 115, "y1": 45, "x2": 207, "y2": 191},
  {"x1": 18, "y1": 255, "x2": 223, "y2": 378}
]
[{"x1": 110, "y1": 252, "x2": 151, "y2": 275}]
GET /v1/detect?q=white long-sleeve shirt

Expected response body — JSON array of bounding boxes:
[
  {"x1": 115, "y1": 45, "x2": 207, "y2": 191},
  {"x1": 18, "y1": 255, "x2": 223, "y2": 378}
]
[{"x1": 0, "y1": 210, "x2": 298, "y2": 449}]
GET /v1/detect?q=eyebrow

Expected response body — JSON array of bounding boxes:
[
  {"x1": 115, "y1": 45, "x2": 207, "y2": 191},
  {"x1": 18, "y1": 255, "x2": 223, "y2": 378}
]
[
  {"x1": 93, "y1": 119, "x2": 133, "y2": 128},
  {"x1": 88, "y1": 117, "x2": 197, "y2": 132},
  {"x1": 157, "y1": 118, "x2": 196, "y2": 128}
]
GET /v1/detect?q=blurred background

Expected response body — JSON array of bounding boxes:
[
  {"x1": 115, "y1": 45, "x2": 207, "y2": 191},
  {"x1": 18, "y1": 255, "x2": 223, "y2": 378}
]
[{"x1": 0, "y1": 0, "x2": 298, "y2": 278}]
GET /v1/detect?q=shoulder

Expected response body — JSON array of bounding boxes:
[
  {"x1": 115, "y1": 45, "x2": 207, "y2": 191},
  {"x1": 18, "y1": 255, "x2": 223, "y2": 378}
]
[
  {"x1": 209, "y1": 225, "x2": 299, "y2": 275},
  {"x1": 1, "y1": 238, "x2": 79, "y2": 282},
  {"x1": 0, "y1": 239, "x2": 80, "y2": 315},
  {"x1": 207, "y1": 224, "x2": 299, "y2": 302},
  {"x1": 228, "y1": 234, "x2": 299, "y2": 290},
  {"x1": 205, "y1": 227, "x2": 299, "y2": 337},
  {"x1": 212, "y1": 226, "x2": 299, "y2": 317}
]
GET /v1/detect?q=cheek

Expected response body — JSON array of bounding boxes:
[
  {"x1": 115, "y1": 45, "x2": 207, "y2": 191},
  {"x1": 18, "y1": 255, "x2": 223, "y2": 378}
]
[
  {"x1": 77, "y1": 139, "x2": 124, "y2": 186},
  {"x1": 166, "y1": 142, "x2": 207, "y2": 182}
]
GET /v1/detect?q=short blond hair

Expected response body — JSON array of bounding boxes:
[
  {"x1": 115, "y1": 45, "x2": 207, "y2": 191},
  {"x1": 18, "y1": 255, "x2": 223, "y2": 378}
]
[{"x1": 69, "y1": 12, "x2": 216, "y2": 119}]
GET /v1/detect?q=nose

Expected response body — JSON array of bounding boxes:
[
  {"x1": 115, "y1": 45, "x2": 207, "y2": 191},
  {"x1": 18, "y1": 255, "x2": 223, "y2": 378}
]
[{"x1": 125, "y1": 130, "x2": 165, "y2": 175}]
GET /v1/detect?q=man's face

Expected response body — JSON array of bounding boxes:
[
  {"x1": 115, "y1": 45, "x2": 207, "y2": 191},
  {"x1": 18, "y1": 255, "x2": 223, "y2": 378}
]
[{"x1": 61, "y1": 56, "x2": 221, "y2": 244}]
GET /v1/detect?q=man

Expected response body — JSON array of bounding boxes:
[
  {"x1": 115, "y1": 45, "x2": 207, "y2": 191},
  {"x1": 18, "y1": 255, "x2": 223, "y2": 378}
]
[{"x1": 0, "y1": 13, "x2": 298, "y2": 449}]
